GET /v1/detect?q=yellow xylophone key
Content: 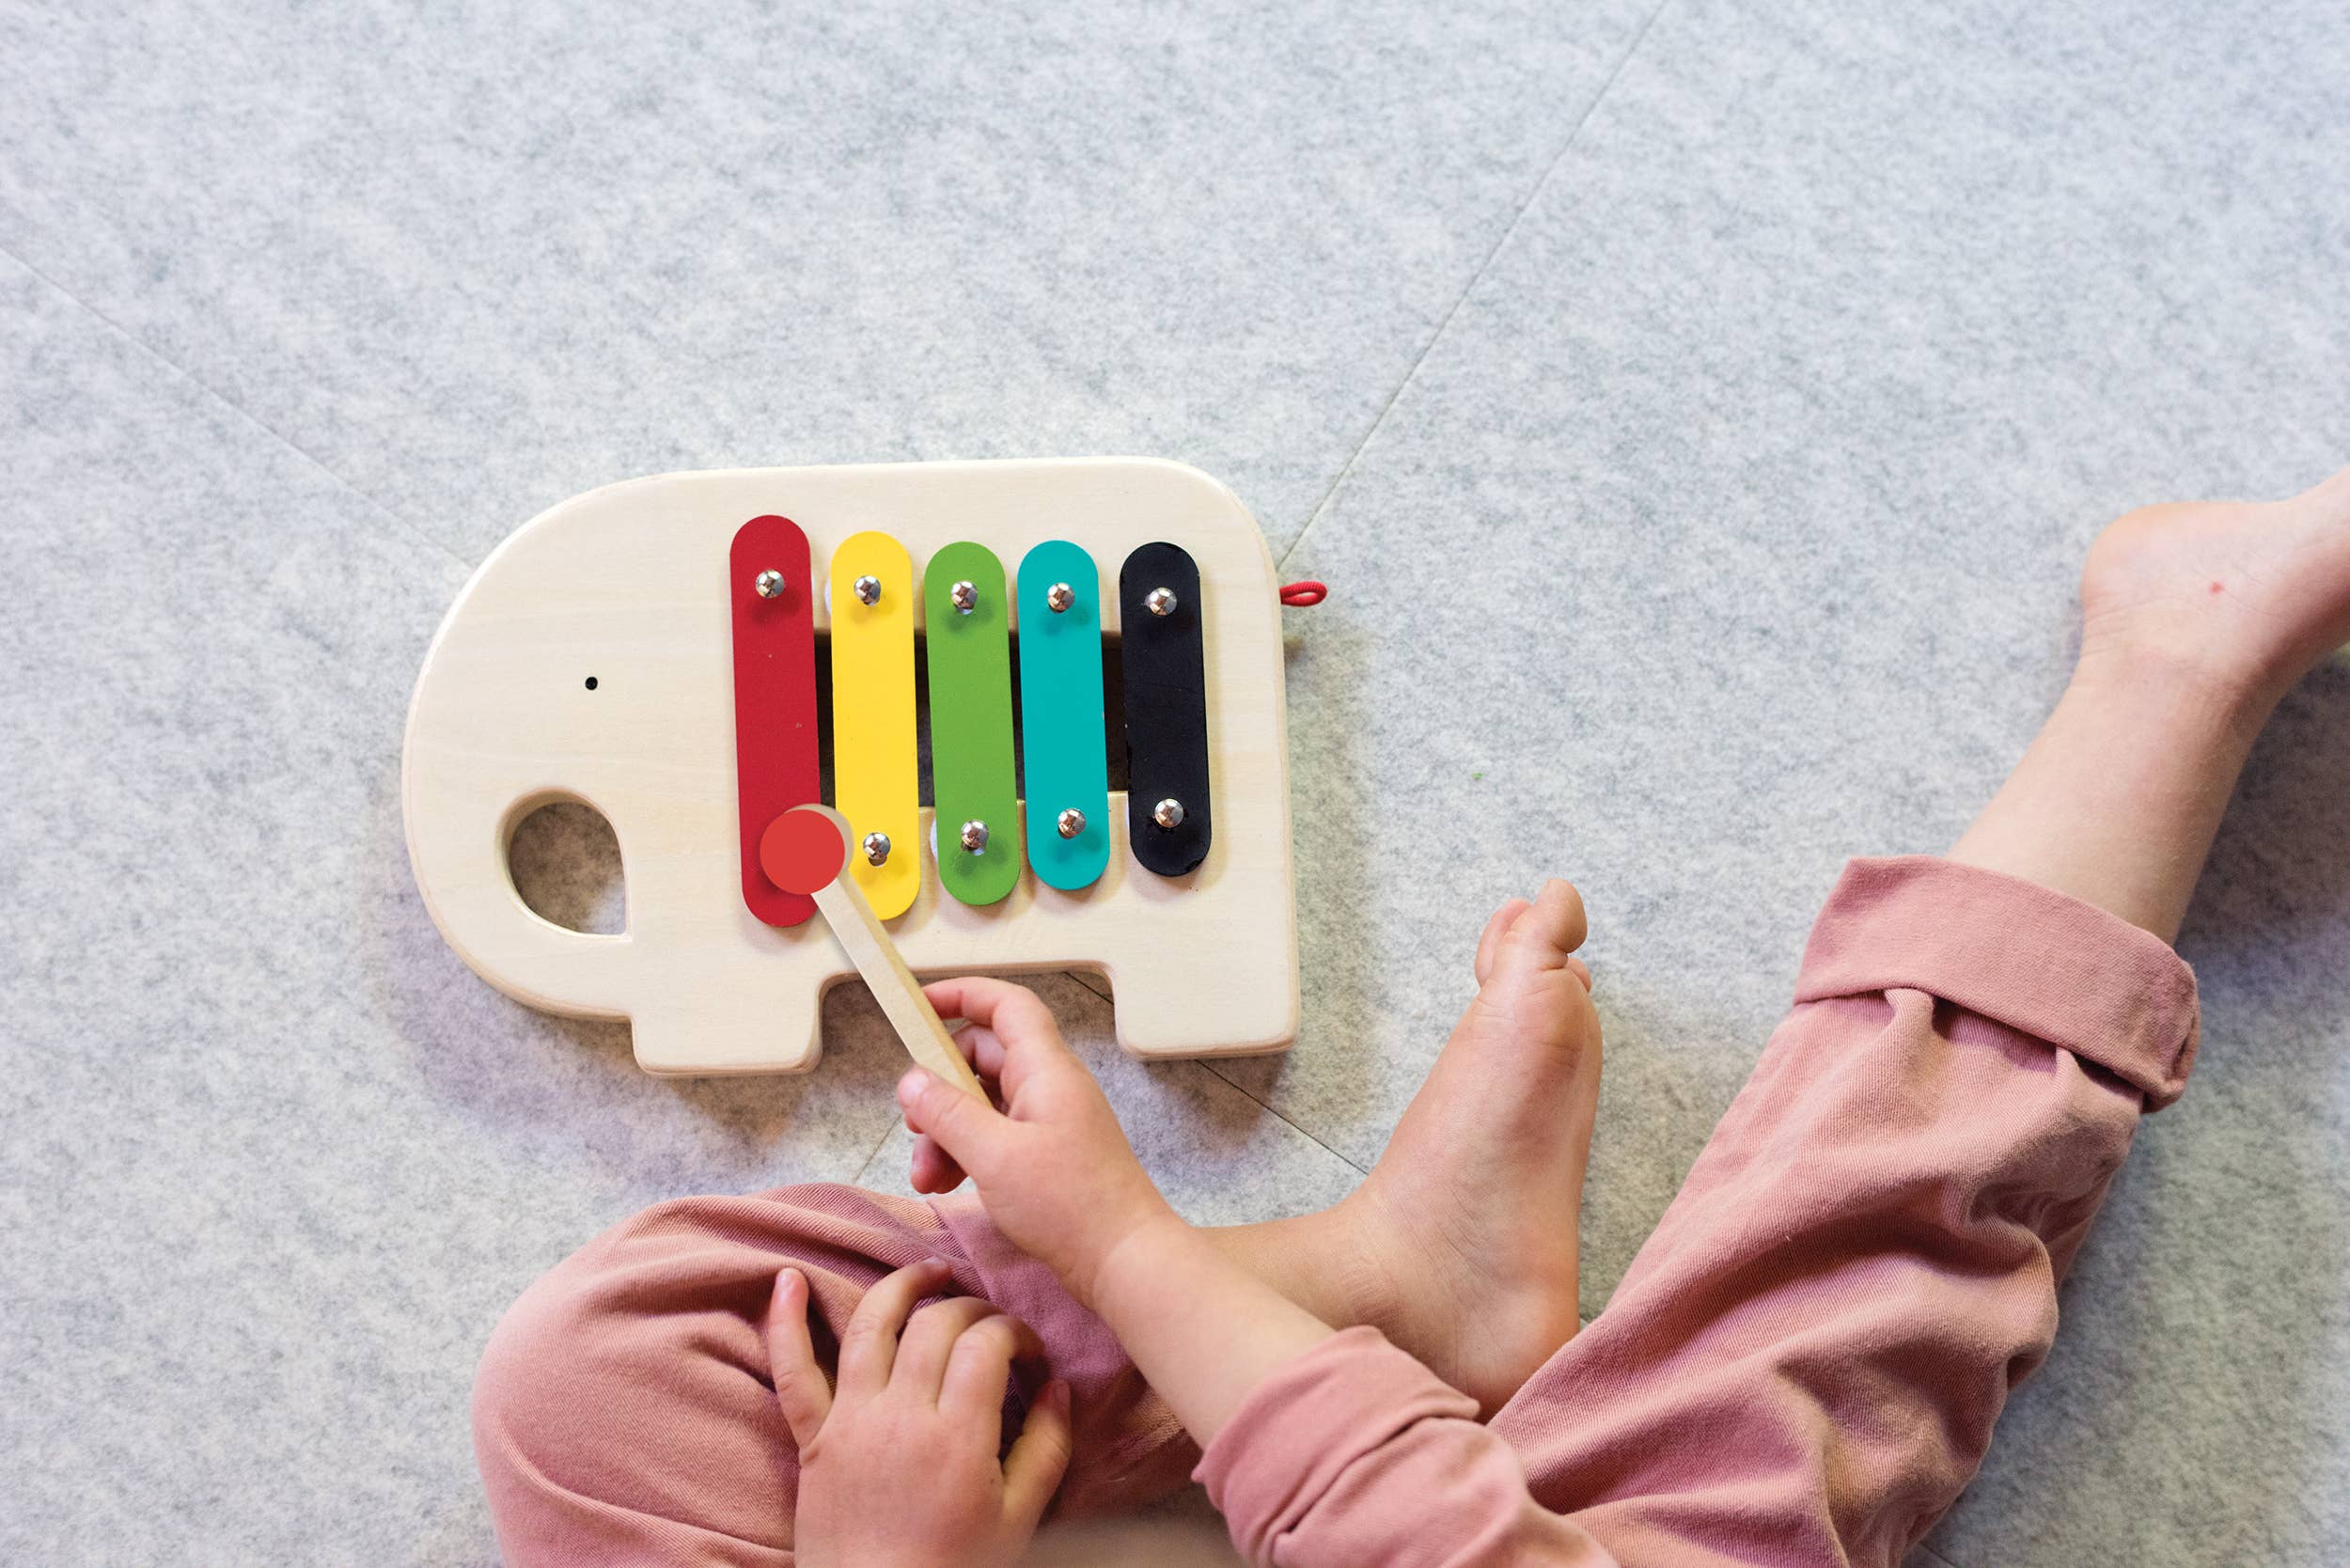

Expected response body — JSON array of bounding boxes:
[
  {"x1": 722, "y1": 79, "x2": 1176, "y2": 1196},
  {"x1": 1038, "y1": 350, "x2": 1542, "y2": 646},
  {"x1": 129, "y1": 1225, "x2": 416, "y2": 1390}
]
[{"x1": 828, "y1": 530, "x2": 921, "y2": 919}]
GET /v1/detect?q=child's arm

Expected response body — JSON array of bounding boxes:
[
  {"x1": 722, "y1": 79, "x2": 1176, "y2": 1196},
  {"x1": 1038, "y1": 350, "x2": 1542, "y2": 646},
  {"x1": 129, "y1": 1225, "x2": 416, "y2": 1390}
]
[
  {"x1": 901, "y1": 979, "x2": 1617, "y2": 1568},
  {"x1": 771, "y1": 1256, "x2": 1073, "y2": 1568}
]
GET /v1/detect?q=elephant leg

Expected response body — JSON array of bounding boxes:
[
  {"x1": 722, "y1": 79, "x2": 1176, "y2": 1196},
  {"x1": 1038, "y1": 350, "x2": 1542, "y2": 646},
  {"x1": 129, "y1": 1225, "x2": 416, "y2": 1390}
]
[{"x1": 473, "y1": 1184, "x2": 1193, "y2": 1567}]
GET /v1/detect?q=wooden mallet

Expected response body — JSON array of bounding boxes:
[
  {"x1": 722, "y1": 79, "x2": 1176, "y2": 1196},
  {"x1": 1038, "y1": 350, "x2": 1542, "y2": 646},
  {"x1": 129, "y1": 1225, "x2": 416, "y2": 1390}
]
[{"x1": 758, "y1": 804, "x2": 989, "y2": 1100}]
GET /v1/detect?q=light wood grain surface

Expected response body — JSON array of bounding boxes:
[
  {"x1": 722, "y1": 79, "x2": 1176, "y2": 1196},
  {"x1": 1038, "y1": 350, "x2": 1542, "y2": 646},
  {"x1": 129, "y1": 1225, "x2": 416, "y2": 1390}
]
[{"x1": 402, "y1": 458, "x2": 1299, "y2": 1074}]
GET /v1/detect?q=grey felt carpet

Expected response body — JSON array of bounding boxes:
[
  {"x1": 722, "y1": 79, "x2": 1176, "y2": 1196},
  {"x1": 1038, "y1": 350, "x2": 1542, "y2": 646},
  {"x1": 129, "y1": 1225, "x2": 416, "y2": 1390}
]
[{"x1": 5, "y1": 3, "x2": 2346, "y2": 1564}]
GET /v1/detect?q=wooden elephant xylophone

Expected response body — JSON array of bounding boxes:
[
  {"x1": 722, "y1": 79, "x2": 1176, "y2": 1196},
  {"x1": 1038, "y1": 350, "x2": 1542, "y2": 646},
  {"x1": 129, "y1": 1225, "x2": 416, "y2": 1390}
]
[{"x1": 402, "y1": 458, "x2": 1299, "y2": 1074}]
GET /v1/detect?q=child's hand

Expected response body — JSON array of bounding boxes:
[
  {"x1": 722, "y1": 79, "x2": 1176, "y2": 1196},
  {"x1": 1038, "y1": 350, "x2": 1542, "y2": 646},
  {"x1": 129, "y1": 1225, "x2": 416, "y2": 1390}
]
[
  {"x1": 898, "y1": 978, "x2": 1182, "y2": 1309},
  {"x1": 771, "y1": 1259, "x2": 1072, "y2": 1568}
]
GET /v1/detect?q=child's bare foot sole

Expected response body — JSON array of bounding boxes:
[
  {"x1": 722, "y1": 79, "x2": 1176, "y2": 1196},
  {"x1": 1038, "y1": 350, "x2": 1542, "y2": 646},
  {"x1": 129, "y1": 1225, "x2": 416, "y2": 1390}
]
[{"x1": 1325, "y1": 880, "x2": 1603, "y2": 1414}]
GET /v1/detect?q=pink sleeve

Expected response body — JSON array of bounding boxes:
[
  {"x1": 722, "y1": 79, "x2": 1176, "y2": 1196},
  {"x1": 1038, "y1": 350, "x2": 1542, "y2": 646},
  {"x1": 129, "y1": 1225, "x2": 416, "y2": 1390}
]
[{"x1": 1195, "y1": 1326, "x2": 1619, "y2": 1568}]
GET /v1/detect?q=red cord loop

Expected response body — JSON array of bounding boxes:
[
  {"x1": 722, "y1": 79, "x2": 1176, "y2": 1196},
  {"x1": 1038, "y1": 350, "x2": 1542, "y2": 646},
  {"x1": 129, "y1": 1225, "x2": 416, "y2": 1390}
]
[{"x1": 1278, "y1": 580, "x2": 1327, "y2": 607}]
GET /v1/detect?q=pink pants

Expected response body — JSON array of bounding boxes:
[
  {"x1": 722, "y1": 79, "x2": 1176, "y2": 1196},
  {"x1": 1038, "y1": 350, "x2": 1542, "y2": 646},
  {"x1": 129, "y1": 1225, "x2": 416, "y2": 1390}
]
[{"x1": 474, "y1": 857, "x2": 2201, "y2": 1567}]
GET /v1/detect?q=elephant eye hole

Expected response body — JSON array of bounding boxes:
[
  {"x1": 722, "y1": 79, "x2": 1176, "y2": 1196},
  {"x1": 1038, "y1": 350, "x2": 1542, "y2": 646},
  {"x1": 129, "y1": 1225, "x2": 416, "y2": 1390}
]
[{"x1": 584, "y1": 676, "x2": 599, "y2": 691}]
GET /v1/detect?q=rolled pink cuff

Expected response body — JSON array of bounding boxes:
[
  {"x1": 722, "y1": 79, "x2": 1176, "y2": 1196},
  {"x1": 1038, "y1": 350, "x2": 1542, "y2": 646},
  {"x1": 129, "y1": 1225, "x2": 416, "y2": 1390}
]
[
  {"x1": 1195, "y1": 1326, "x2": 1477, "y2": 1540},
  {"x1": 1794, "y1": 855, "x2": 2200, "y2": 1107},
  {"x1": 1197, "y1": 1327, "x2": 1614, "y2": 1568}
]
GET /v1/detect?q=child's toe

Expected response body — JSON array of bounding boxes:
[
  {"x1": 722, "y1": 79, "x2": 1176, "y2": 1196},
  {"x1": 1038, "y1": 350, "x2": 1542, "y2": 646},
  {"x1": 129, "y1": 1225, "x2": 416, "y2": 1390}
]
[
  {"x1": 1473, "y1": 898, "x2": 1533, "y2": 986},
  {"x1": 1498, "y1": 879, "x2": 1588, "y2": 971}
]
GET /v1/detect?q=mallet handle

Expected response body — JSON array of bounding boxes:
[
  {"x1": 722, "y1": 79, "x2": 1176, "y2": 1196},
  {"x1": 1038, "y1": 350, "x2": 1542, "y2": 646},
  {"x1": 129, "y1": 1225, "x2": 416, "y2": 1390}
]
[{"x1": 809, "y1": 872, "x2": 989, "y2": 1101}]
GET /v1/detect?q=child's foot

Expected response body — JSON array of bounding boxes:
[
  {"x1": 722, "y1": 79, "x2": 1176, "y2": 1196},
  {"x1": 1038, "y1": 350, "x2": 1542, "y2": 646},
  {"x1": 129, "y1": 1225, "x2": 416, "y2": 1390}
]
[
  {"x1": 2079, "y1": 463, "x2": 2350, "y2": 715},
  {"x1": 1327, "y1": 880, "x2": 1602, "y2": 1414}
]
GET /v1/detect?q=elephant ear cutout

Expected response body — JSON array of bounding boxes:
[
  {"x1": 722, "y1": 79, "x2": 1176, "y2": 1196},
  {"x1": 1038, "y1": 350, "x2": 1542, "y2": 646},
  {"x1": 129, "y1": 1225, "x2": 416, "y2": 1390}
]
[{"x1": 506, "y1": 797, "x2": 627, "y2": 935}]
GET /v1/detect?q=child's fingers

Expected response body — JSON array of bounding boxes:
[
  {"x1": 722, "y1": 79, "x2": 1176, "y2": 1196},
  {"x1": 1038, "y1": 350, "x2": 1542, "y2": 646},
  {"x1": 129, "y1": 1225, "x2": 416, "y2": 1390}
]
[
  {"x1": 898, "y1": 1063, "x2": 1012, "y2": 1177},
  {"x1": 1001, "y1": 1380, "x2": 1074, "y2": 1531},
  {"x1": 924, "y1": 977, "x2": 1054, "y2": 1036},
  {"x1": 890, "y1": 1296, "x2": 1003, "y2": 1398},
  {"x1": 903, "y1": 1029, "x2": 991, "y2": 1192},
  {"x1": 948, "y1": 1022, "x2": 1010, "y2": 1085},
  {"x1": 1473, "y1": 898, "x2": 1532, "y2": 987},
  {"x1": 762, "y1": 1268, "x2": 833, "y2": 1448},
  {"x1": 920, "y1": 978, "x2": 1066, "y2": 1102},
  {"x1": 906, "y1": 1133, "x2": 967, "y2": 1194},
  {"x1": 1566, "y1": 955, "x2": 1593, "y2": 992},
  {"x1": 835, "y1": 1258, "x2": 951, "y2": 1400},
  {"x1": 938, "y1": 1312, "x2": 1045, "y2": 1427}
]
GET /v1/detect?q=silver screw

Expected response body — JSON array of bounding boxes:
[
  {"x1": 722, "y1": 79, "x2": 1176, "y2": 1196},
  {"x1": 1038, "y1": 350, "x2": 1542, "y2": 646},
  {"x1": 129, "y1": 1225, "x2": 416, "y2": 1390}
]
[
  {"x1": 853, "y1": 574, "x2": 882, "y2": 607},
  {"x1": 1046, "y1": 582, "x2": 1074, "y2": 613},
  {"x1": 950, "y1": 580, "x2": 978, "y2": 614},
  {"x1": 1152, "y1": 797, "x2": 1185, "y2": 831},
  {"x1": 861, "y1": 831, "x2": 891, "y2": 866},
  {"x1": 1057, "y1": 808, "x2": 1086, "y2": 839},
  {"x1": 959, "y1": 820, "x2": 989, "y2": 854},
  {"x1": 1145, "y1": 586, "x2": 1177, "y2": 617},
  {"x1": 754, "y1": 569, "x2": 786, "y2": 600}
]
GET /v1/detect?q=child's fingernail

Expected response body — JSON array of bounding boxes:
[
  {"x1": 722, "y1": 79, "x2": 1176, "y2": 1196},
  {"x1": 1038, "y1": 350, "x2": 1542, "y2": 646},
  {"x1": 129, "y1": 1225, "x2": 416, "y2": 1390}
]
[{"x1": 1047, "y1": 1379, "x2": 1071, "y2": 1411}]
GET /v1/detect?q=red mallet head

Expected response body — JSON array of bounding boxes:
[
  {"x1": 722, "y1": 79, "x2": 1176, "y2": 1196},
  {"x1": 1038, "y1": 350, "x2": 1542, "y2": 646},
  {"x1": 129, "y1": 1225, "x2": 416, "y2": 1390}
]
[{"x1": 759, "y1": 805, "x2": 854, "y2": 896}]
